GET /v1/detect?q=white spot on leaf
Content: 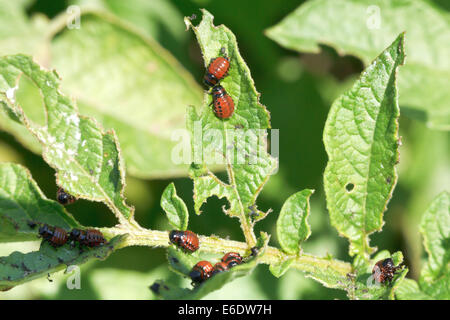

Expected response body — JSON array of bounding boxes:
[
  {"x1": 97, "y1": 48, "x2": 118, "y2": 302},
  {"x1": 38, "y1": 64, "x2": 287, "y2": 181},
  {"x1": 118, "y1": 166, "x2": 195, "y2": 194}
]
[
  {"x1": 6, "y1": 86, "x2": 18, "y2": 103},
  {"x1": 66, "y1": 114, "x2": 80, "y2": 126}
]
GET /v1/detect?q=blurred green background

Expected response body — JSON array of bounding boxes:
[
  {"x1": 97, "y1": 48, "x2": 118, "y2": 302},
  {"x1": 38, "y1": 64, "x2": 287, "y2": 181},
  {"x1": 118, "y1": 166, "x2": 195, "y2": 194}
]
[{"x1": 0, "y1": 0, "x2": 448, "y2": 299}]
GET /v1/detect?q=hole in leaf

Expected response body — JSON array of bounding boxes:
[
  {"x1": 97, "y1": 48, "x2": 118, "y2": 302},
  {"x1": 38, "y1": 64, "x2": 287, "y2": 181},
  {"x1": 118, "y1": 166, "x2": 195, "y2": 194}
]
[
  {"x1": 345, "y1": 183, "x2": 355, "y2": 192},
  {"x1": 16, "y1": 75, "x2": 46, "y2": 126}
]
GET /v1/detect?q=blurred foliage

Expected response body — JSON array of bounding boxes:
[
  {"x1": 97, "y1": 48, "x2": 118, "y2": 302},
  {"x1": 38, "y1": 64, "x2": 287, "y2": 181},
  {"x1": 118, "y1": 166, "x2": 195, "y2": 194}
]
[{"x1": 0, "y1": 0, "x2": 448, "y2": 299}]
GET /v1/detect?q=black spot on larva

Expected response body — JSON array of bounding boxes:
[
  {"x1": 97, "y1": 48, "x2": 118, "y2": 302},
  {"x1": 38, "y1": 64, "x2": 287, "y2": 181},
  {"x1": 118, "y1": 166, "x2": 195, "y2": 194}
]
[
  {"x1": 163, "y1": 285, "x2": 169, "y2": 290},
  {"x1": 386, "y1": 177, "x2": 392, "y2": 184},
  {"x1": 345, "y1": 183, "x2": 355, "y2": 192},
  {"x1": 171, "y1": 257, "x2": 179, "y2": 264},
  {"x1": 11, "y1": 264, "x2": 18, "y2": 268},
  {"x1": 57, "y1": 257, "x2": 64, "y2": 263}
]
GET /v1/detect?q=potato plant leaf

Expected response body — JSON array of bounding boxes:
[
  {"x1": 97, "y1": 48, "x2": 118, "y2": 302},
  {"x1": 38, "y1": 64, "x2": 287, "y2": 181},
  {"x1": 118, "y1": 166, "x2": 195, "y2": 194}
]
[
  {"x1": 0, "y1": 0, "x2": 49, "y2": 151},
  {"x1": 0, "y1": 4, "x2": 203, "y2": 179},
  {"x1": 0, "y1": 162, "x2": 127, "y2": 290},
  {"x1": 50, "y1": 10, "x2": 203, "y2": 179},
  {"x1": 0, "y1": 234, "x2": 125, "y2": 291},
  {"x1": 276, "y1": 189, "x2": 314, "y2": 255},
  {"x1": 266, "y1": 0, "x2": 450, "y2": 130},
  {"x1": 0, "y1": 163, "x2": 79, "y2": 242},
  {"x1": 395, "y1": 278, "x2": 433, "y2": 300},
  {"x1": 185, "y1": 10, "x2": 278, "y2": 246},
  {"x1": 0, "y1": 54, "x2": 134, "y2": 224},
  {"x1": 397, "y1": 192, "x2": 450, "y2": 300},
  {"x1": 166, "y1": 246, "x2": 199, "y2": 277},
  {"x1": 323, "y1": 33, "x2": 405, "y2": 258},
  {"x1": 155, "y1": 246, "x2": 265, "y2": 300},
  {"x1": 161, "y1": 183, "x2": 189, "y2": 231},
  {"x1": 350, "y1": 250, "x2": 408, "y2": 300},
  {"x1": 269, "y1": 256, "x2": 295, "y2": 278}
]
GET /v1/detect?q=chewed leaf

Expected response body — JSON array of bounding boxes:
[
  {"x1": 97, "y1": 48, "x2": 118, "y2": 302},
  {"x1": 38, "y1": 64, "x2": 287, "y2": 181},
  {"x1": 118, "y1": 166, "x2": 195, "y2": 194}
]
[
  {"x1": 161, "y1": 183, "x2": 189, "y2": 230},
  {"x1": 269, "y1": 257, "x2": 295, "y2": 278},
  {"x1": 323, "y1": 33, "x2": 405, "y2": 258},
  {"x1": 154, "y1": 251, "x2": 261, "y2": 300},
  {"x1": 50, "y1": 11, "x2": 203, "y2": 179},
  {"x1": 276, "y1": 189, "x2": 314, "y2": 255},
  {"x1": 0, "y1": 234, "x2": 126, "y2": 291},
  {"x1": 185, "y1": 10, "x2": 277, "y2": 247},
  {"x1": 0, "y1": 54, "x2": 133, "y2": 224},
  {"x1": 0, "y1": 4, "x2": 203, "y2": 179},
  {"x1": 0, "y1": 163, "x2": 80, "y2": 242},
  {"x1": 418, "y1": 191, "x2": 449, "y2": 299}
]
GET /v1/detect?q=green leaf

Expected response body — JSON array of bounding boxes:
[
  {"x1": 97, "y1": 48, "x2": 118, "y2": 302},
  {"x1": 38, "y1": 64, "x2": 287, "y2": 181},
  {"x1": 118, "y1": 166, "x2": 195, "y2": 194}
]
[
  {"x1": 0, "y1": 162, "x2": 127, "y2": 290},
  {"x1": 352, "y1": 250, "x2": 408, "y2": 300},
  {"x1": 0, "y1": 163, "x2": 80, "y2": 242},
  {"x1": 396, "y1": 192, "x2": 449, "y2": 300},
  {"x1": 185, "y1": 9, "x2": 278, "y2": 246},
  {"x1": 0, "y1": 6, "x2": 203, "y2": 179},
  {"x1": 396, "y1": 278, "x2": 433, "y2": 300},
  {"x1": 266, "y1": 0, "x2": 450, "y2": 130},
  {"x1": 418, "y1": 191, "x2": 449, "y2": 299},
  {"x1": 153, "y1": 253, "x2": 262, "y2": 300},
  {"x1": 150, "y1": 279, "x2": 191, "y2": 300},
  {"x1": 166, "y1": 246, "x2": 199, "y2": 277},
  {"x1": 161, "y1": 183, "x2": 189, "y2": 230},
  {"x1": 75, "y1": 0, "x2": 186, "y2": 45},
  {"x1": 323, "y1": 33, "x2": 405, "y2": 258},
  {"x1": 50, "y1": 10, "x2": 202, "y2": 179},
  {"x1": 269, "y1": 257, "x2": 295, "y2": 278},
  {"x1": 0, "y1": 234, "x2": 125, "y2": 291},
  {"x1": 0, "y1": 0, "x2": 49, "y2": 58},
  {"x1": 0, "y1": 1, "x2": 49, "y2": 153},
  {"x1": 0, "y1": 54, "x2": 134, "y2": 224},
  {"x1": 155, "y1": 231, "x2": 270, "y2": 300},
  {"x1": 276, "y1": 189, "x2": 314, "y2": 255}
]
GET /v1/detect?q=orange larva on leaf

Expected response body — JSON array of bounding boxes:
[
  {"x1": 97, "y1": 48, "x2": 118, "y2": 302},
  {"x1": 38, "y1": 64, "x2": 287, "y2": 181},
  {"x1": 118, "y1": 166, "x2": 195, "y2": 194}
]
[
  {"x1": 189, "y1": 261, "x2": 214, "y2": 284},
  {"x1": 169, "y1": 230, "x2": 199, "y2": 252},
  {"x1": 212, "y1": 85, "x2": 234, "y2": 119},
  {"x1": 204, "y1": 56, "x2": 230, "y2": 87},
  {"x1": 38, "y1": 224, "x2": 69, "y2": 247}
]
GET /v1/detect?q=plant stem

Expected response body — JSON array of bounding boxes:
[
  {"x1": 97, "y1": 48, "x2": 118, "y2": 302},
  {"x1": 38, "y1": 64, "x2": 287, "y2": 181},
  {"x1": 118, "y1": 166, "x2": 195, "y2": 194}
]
[{"x1": 105, "y1": 225, "x2": 352, "y2": 286}]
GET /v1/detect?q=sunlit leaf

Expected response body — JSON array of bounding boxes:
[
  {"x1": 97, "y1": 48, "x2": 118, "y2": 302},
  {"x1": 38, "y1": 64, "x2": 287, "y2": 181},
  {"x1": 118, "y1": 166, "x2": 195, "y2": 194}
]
[
  {"x1": 323, "y1": 33, "x2": 405, "y2": 258},
  {"x1": 266, "y1": 0, "x2": 450, "y2": 130}
]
